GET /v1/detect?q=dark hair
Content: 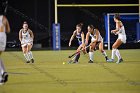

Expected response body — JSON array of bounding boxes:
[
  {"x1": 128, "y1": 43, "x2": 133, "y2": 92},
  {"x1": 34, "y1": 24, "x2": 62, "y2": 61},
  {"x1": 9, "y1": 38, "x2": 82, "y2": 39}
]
[
  {"x1": 114, "y1": 13, "x2": 120, "y2": 20},
  {"x1": 88, "y1": 24, "x2": 95, "y2": 29},
  {"x1": 76, "y1": 23, "x2": 83, "y2": 28}
]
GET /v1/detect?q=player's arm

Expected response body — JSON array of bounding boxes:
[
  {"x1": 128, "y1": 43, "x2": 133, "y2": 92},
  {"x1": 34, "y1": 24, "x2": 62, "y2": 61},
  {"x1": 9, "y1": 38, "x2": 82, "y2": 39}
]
[
  {"x1": 19, "y1": 30, "x2": 22, "y2": 43},
  {"x1": 29, "y1": 29, "x2": 34, "y2": 41},
  {"x1": 85, "y1": 32, "x2": 90, "y2": 45},
  {"x1": 69, "y1": 31, "x2": 76, "y2": 46},
  {"x1": 111, "y1": 22, "x2": 120, "y2": 34},
  {"x1": 3, "y1": 16, "x2": 10, "y2": 33}
]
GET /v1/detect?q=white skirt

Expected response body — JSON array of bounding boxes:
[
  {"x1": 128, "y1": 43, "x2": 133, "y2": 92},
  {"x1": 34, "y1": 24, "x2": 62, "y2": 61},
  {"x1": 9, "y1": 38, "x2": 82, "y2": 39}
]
[
  {"x1": 118, "y1": 35, "x2": 126, "y2": 44},
  {"x1": 91, "y1": 36, "x2": 103, "y2": 43},
  {"x1": 0, "y1": 32, "x2": 6, "y2": 51},
  {"x1": 21, "y1": 39, "x2": 33, "y2": 47}
]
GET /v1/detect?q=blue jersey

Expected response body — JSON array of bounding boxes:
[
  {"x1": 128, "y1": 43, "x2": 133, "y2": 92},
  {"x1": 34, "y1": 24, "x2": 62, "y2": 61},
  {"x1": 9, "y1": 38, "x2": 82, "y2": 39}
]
[{"x1": 76, "y1": 32, "x2": 82, "y2": 45}]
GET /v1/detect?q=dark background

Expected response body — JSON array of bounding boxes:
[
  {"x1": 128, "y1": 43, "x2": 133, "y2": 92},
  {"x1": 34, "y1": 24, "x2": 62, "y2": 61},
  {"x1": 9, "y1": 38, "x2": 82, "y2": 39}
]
[{"x1": 1, "y1": 0, "x2": 139, "y2": 49}]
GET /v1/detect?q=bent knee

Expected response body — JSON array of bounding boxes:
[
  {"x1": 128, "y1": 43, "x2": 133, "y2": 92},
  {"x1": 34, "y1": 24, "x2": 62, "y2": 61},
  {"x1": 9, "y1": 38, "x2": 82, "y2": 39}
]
[{"x1": 112, "y1": 44, "x2": 117, "y2": 49}]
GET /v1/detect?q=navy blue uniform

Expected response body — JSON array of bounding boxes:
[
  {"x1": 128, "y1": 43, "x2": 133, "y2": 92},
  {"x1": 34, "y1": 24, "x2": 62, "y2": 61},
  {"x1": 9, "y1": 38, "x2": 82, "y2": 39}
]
[{"x1": 76, "y1": 32, "x2": 83, "y2": 45}]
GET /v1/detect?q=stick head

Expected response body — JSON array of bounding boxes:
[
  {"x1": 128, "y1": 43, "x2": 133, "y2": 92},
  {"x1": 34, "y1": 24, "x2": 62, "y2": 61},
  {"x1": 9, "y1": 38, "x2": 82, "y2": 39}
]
[{"x1": 68, "y1": 56, "x2": 71, "y2": 58}]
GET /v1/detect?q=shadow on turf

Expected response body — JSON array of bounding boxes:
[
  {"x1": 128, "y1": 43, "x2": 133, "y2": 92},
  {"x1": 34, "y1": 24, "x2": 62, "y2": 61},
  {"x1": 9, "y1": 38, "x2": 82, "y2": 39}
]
[
  {"x1": 8, "y1": 52, "x2": 68, "y2": 87},
  {"x1": 8, "y1": 72, "x2": 29, "y2": 75},
  {"x1": 30, "y1": 64, "x2": 68, "y2": 86},
  {"x1": 96, "y1": 62, "x2": 140, "y2": 86}
]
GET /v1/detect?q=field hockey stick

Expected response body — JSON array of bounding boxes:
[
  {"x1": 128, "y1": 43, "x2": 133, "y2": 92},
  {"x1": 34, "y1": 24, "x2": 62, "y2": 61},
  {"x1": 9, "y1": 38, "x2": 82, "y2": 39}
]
[
  {"x1": 68, "y1": 51, "x2": 79, "y2": 58},
  {"x1": 68, "y1": 44, "x2": 90, "y2": 58},
  {"x1": 68, "y1": 45, "x2": 90, "y2": 64},
  {"x1": 68, "y1": 54, "x2": 77, "y2": 64}
]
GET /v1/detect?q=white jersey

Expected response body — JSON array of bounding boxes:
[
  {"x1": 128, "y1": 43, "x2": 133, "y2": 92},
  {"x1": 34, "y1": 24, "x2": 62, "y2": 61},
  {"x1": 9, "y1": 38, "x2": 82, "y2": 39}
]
[
  {"x1": 22, "y1": 30, "x2": 31, "y2": 40},
  {"x1": 20, "y1": 29, "x2": 33, "y2": 47},
  {"x1": 90, "y1": 29, "x2": 103, "y2": 42},
  {"x1": 117, "y1": 25, "x2": 127, "y2": 43},
  {"x1": 0, "y1": 15, "x2": 6, "y2": 51}
]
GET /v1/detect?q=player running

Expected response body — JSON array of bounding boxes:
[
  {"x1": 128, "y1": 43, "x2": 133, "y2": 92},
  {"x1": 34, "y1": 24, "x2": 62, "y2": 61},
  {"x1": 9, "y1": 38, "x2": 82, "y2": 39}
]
[
  {"x1": 107, "y1": 14, "x2": 126, "y2": 64},
  {"x1": 0, "y1": 6, "x2": 10, "y2": 85},
  {"x1": 69, "y1": 23, "x2": 85, "y2": 63},
  {"x1": 85, "y1": 25, "x2": 108, "y2": 63},
  {"x1": 19, "y1": 21, "x2": 34, "y2": 63}
]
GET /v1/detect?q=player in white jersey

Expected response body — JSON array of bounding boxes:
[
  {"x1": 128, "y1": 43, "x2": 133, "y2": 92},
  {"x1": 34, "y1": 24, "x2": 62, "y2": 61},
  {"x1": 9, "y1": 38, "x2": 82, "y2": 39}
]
[
  {"x1": 0, "y1": 5, "x2": 10, "y2": 85},
  {"x1": 107, "y1": 14, "x2": 126, "y2": 64},
  {"x1": 85, "y1": 25, "x2": 108, "y2": 63},
  {"x1": 19, "y1": 22, "x2": 34, "y2": 63}
]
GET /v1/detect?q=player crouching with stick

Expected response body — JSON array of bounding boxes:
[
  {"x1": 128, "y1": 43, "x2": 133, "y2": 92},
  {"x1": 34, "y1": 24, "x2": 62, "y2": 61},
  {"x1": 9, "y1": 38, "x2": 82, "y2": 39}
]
[
  {"x1": 85, "y1": 25, "x2": 109, "y2": 63},
  {"x1": 19, "y1": 21, "x2": 34, "y2": 63},
  {"x1": 69, "y1": 23, "x2": 86, "y2": 63}
]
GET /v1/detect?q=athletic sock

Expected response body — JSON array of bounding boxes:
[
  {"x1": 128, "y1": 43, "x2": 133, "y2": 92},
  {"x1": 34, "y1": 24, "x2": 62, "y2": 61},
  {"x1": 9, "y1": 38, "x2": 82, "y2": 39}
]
[
  {"x1": 24, "y1": 53, "x2": 30, "y2": 61},
  {"x1": 74, "y1": 53, "x2": 80, "y2": 62},
  {"x1": 0, "y1": 59, "x2": 5, "y2": 75},
  {"x1": 28, "y1": 51, "x2": 33, "y2": 60},
  {"x1": 89, "y1": 52, "x2": 93, "y2": 61},
  {"x1": 111, "y1": 48, "x2": 116, "y2": 60},
  {"x1": 115, "y1": 49, "x2": 121, "y2": 60}
]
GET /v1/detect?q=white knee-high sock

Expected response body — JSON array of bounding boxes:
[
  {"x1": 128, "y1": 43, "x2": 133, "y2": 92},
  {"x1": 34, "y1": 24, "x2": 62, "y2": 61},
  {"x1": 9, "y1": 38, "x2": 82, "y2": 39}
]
[
  {"x1": 111, "y1": 49, "x2": 116, "y2": 60},
  {"x1": 28, "y1": 51, "x2": 33, "y2": 60},
  {"x1": 89, "y1": 52, "x2": 93, "y2": 61},
  {"x1": 24, "y1": 53, "x2": 30, "y2": 61},
  {"x1": 115, "y1": 49, "x2": 121, "y2": 60},
  {"x1": 0, "y1": 59, "x2": 5, "y2": 75}
]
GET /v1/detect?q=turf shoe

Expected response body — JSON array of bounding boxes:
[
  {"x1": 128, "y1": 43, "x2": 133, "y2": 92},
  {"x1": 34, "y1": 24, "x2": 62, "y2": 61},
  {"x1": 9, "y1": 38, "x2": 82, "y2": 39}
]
[
  {"x1": 105, "y1": 56, "x2": 109, "y2": 62},
  {"x1": 26, "y1": 61, "x2": 30, "y2": 63},
  {"x1": 88, "y1": 60, "x2": 93, "y2": 63},
  {"x1": 107, "y1": 59, "x2": 114, "y2": 62},
  {"x1": 2, "y1": 72, "x2": 8, "y2": 83},
  {"x1": 73, "y1": 61, "x2": 78, "y2": 64},
  {"x1": 31, "y1": 59, "x2": 34, "y2": 63},
  {"x1": 116, "y1": 58, "x2": 123, "y2": 64}
]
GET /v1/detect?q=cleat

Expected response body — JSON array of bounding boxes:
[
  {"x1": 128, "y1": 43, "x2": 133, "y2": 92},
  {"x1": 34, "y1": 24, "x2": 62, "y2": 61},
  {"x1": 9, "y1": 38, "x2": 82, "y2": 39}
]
[
  {"x1": 107, "y1": 59, "x2": 114, "y2": 62},
  {"x1": 88, "y1": 60, "x2": 93, "y2": 63},
  {"x1": 31, "y1": 59, "x2": 34, "y2": 63},
  {"x1": 73, "y1": 61, "x2": 78, "y2": 64},
  {"x1": 105, "y1": 56, "x2": 109, "y2": 61},
  {"x1": 116, "y1": 58, "x2": 123, "y2": 64},
  {"x1": 26, "y1": 61, "x2": 30, "y2": 63},
  {"x1": 2, "y1": 72, "x2": 8, "y2": 83}
]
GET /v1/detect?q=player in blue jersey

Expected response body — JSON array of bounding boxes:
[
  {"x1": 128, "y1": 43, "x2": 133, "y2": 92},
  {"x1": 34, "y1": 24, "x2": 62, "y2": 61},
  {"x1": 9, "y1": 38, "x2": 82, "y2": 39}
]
[{"x1": 69, "y1": 23, "x2": 85, "y2": 63}]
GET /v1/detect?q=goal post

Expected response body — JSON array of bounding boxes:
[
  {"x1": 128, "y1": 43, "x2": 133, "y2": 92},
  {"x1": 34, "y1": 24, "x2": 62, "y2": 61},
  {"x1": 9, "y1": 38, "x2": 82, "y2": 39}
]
[{"x1": 54, "y1": 0, "x2": 139, "y2": 49}]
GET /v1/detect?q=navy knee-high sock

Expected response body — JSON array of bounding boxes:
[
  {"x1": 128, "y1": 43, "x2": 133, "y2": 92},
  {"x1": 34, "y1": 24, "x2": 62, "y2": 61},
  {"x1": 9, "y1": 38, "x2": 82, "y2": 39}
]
[{"x1": 75, "y1": 53, "x2": 80, "y2": 62}]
